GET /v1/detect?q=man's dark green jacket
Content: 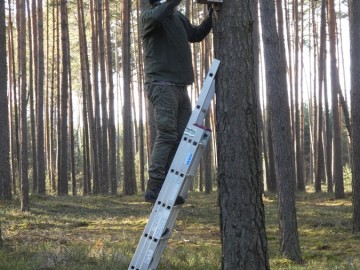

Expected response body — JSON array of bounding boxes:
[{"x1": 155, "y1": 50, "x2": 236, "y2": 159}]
[{"x1": 141, "y1": 0, "x2": 212, "y2": 85}]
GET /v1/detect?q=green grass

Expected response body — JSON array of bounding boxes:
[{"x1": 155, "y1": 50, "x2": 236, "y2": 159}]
[{"x1": 0, "y1": 189, "x2": 359, "y2": 269}]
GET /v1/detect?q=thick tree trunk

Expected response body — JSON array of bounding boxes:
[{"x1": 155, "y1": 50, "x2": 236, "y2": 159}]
[{"x1": 214, "y1": 0, "x2": 270, "y2": 268}]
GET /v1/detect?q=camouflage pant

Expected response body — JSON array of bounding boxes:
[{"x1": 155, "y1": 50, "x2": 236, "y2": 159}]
[{"x1": 146, "y1": 83, "x2": 192, "y2": 190}]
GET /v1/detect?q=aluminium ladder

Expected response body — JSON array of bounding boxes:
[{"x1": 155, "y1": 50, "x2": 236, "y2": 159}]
[{"x1": 129, "y1": 59, "x2": 220, "y2": 270}]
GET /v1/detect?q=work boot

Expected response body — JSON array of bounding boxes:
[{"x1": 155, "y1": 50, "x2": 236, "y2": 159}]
[
  {"x1": 144, "y1": 188, "x2": 161, "y2": 203},
  {"x1": 144, "y1": 186, "x2": 185, "y2": 205}
]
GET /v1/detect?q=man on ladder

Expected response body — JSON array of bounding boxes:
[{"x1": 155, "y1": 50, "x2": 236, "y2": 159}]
[{"x1": 141, "y1": 0, "x2": 213, "y2": 204}]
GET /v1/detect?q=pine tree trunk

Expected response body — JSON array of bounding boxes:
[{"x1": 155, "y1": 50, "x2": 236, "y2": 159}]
[
  {"x1": 214, "y1": 0, "x2": 270, "y2": 268},
  {"x1": 29, "y1": 0, "x2": 38, "y2": 194},
  {"x1": 105, "y1": 0, "x2": 117, "y2": 195},
  {"x1": 122, "y1": 0, "x2": 136, "y2": 195},
  {"x1": 97, "y1": 0, "x2": 109, "y2": 194},
  {"x1": 0, "y1": 0, "x2": 11, "y2": 200},
  {"x1": 136, "y1": 0, "x2": 146, "y2": 192},
  {"x1": 315, "y1": 0, "x2": 327, "y2": 192},
  {"x1": 293, "y1": 0, "x2": 305, "y2": 191},
  {"x1": 350, "y1": 0, "x2": 360, "y2": 233},
  {"x1": 37, "y1": 0, "x2": 46, "y2": 195},
  {"x1": 328, "y1": 0, "x2": 344, "y2": 199},
  {"x1": 57, "y1": 0, "x2": 69, "y2": 196},
  {"x1": 260, "y1": 0, "x2": 302, "y2": 262},
  {"x1": 17, "y1": 0, "x2": 30, "y2": 211},
  {"x1": 7, "y1": 2, "x2": 18, "y2": 196},
  {"x1": 90, "y1": 0, "x2": 102, "y2": 194}
]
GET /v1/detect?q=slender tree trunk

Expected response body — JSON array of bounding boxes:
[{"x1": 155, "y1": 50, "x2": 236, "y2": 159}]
[
  {"x1": 0, "y1": 0, "x2": 11, "y2": 200},
  {"x1": 29, "y1": 0, "x2": 38, "y2": 193},
  {"x1": 315, "y1": 0, "x2": 327, "y2": 193},
  {"x1": 7, "y1": 0, "x2": 18, "y2": 196},
  {"x1": 122, "y1": 0, "x2": 136, "y2": 195},
  {"x1": 97, "y1": 0, "x2": 109, "y2": 194},
  {"x1": 266, "y1": 118, "x2": 277, "y2": 193},
  {"x1": 68, "y1": 60, "x2": 76, "y2": 196},
  {"x1": 17, "y1": 0, "x2": 30, "y2": 211},
  {"x1": 328, "y1": 0, "x2": 344, "y2": 199},
  {"x1": 37, "y1": 0, "x2": 46, "y2": 195},
  {"x1": 350, "y1": 0, "x2": 360, "y2": 233},
  {"x1": 260, "y1": 0, "x2": 302, "y2": 262},
  {"x1": 27, "y1": 0, "x2": 38, "y2": 195},
  {"x1": 136, "y1": 0, "x2": 146, "y2": 192},
  {"x1": 90, "y1": 0, "x2": 102, "y2": 194},
  {"x1": 105, "y1": 0, "x2": 117, "y2": 195},
  {"x1": 58, "y1": 0, "x2": 70, "y2": 196},
  {"x1": 293, "y1": 0, "x2": 305, "y2": 191}
]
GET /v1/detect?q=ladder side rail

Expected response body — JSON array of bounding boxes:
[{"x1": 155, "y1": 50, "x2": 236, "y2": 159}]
[
  {"x1": 129, "y1": 128, "x2": 207, "y2": 269},
  {"x1": 149, "y1": 128, "x2": 212, "y2": 269},
  {"x1": 189, "y1": 81, "x2": 216, "y2": 125},
  {"x1": 178, "y1": 130, "x2": 211, "y2": 199},
  {"x1": 148, "y1": 207, "x2": 182, "y2": 269},
  {"x1": 188, "y1": 59, "x2": 219, "y2": 125}
]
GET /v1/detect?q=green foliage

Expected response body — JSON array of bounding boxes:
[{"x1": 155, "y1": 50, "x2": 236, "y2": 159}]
[{"x1": 0, "y1": 191, "x2": 359, "y2": 269}]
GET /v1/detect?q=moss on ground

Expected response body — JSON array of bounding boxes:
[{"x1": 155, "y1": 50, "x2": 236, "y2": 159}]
[{"x1": 0, "y1": 189, "x2": 359, "y2": 269}]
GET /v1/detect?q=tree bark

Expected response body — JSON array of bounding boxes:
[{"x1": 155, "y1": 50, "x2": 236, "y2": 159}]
[
  {"x1": 260, "y1": 0, "x2": 302, "y2": 262},
  {"x1": 17, "y1": 0, "x2": 30, "y2": 211},
  {"x1": 350, "y1": 0, "x2": 360, "y2": 233},
  {"x1": 214, "y1": 0, "x2": 270, "y2": 268},
  {"x1": 97, "y1": 0, "x2": 109, "y2": 194},
  {"x1": 57, "y1": 0, "x2": 69, "y2": 196},
  {"x1": 37, "y1": 0, "x2": 46, "y2": 195},
  {"x1": 315, "y1": 0, "x2": 327, "y2": 193},
  {"x1": 122, "y1": 0, "x2": 136, "y2": 195},
  {"x1": 90, "y1": 0, "x2": 102, "y2": 194},
  {"x1": 328, "y1": 0, "x2": 344, "y2": 199},
  {"x1": 0, "y1": 0, "x2": 11, "y2": 200}
]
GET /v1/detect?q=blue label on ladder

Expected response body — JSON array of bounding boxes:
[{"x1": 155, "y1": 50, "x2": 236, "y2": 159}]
[{"x1": 185, "y1": 153, "x2": 193, "y2": 166}]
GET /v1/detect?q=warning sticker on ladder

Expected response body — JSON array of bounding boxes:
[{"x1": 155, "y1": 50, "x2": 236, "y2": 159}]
[
  {"x1": 144, "y1": 249, "x2": 154, "y2": 265},
  {"x1": 185, "y1": 153, "x2": 193, "y2": 166}
]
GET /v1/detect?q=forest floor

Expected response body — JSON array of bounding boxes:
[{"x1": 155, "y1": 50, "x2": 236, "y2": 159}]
[{"x1": 0, "y1": 186, "x2": 360, "y2": 270}]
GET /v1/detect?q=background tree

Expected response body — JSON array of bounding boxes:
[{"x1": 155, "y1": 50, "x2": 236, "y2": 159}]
[
  {"x1": 97, "y1": 0, "x2": 109, "y2": 194},
  {"x1": 315, "y1": 0, "x2": 327, "y2": 193},
  {"x1": 328, "y1": 0, "x2": 344, "y2": 199},
  {"x1": 0, "y1": 0, "x2": 11, "y2": 200},
  {"x1": 260, "y1": 0, "x2": 302, "y2": 262},
  {"x1": 36, "y1": 0, "x2": 46, "y2": 195},
  {"x1": 351, "y1": 0, "x2": 360, "y2": 233},
  {"x1": 105, "y1": 0, "x2": 117, "y2": 195},
  {"x1": 17, "y1": 0, "x2": 30, "y2": 211},
  {"x1": 213, "y1": 0, "x2": 270, "y2": 268},
  {"x1": 122, "y1": 0, "x2": 136, "y2": 195},
  {"x1": 57, "y1": 0, "x2": 70, "y2": 196}
]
